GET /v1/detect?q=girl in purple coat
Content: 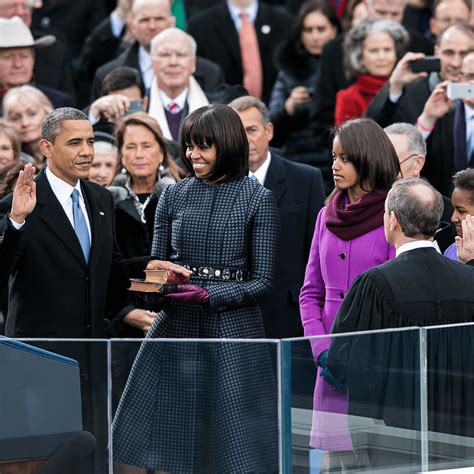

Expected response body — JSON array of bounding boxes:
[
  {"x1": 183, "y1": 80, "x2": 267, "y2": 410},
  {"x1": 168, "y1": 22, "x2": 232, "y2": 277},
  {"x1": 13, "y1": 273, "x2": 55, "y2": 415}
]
[{"x1": 299, "y1": 118, "x2": 399, "y2": 464}]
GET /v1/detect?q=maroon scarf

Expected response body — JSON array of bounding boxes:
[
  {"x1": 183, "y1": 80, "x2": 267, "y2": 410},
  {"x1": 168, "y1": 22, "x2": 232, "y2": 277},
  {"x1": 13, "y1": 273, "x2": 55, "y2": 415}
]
[{"x1": 326, "y1": 189, "x2": 389, "y2": 240}]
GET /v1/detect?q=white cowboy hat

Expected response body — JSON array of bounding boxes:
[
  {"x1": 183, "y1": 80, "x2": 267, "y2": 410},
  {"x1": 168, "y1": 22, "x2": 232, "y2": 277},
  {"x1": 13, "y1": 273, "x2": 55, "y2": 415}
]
[{"x1": 0, "y1": 16, "x2": 55, "y2": 49}]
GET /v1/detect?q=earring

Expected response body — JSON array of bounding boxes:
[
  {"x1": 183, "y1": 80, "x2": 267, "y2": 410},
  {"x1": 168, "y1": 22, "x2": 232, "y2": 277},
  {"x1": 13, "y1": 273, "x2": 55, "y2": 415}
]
[{"x1": 158, "y1": 164, "x2": 164, "y2": 172}]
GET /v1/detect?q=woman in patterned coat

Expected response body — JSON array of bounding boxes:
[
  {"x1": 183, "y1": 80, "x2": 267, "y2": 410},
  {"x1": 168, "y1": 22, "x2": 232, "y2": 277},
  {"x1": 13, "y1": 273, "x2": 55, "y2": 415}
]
[{"x1": 113, "y1": 105, "x2": 280, "y2": 473}]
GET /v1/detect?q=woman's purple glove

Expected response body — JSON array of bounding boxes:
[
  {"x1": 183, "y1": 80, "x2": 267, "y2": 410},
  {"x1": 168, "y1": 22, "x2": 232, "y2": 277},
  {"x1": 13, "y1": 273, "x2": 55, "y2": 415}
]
[{"x1": 162, "y1": 284, "x2": 209, "y2": 304}]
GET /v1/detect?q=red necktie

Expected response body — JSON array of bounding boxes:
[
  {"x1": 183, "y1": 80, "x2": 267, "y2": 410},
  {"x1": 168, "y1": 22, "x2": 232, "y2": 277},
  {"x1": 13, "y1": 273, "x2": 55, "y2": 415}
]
[
  {"x1": 168, "y1": 102, "x2": 180, "y2": 114},
  {"x1": 239, "y1": 13, "x2": 263, "y2": 99}
]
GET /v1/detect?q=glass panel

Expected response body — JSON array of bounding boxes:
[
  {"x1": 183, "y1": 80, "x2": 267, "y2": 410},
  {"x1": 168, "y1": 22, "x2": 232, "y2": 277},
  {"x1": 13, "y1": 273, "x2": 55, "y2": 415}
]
[
  {"x1": 425, "y1": 323, "x2": 474, "y2": 472},
  {"x1": 0, "y1": 338, "x2": 109, "y2": 474},
  {"x1": 283, "y1": 328, "x2": 423, "y2": 473},
  {"x1": 110, "y1": 339, "x2": 280, "y2": 473}
]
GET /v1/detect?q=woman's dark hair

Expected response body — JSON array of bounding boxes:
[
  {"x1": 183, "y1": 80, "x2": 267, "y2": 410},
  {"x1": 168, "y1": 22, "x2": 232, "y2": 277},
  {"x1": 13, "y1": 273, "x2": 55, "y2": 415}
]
[
  {"x1": 114, "y1": 112, "x2": 182, "y2": 181},
  {"x1": 180, "y1": 104, "x2": 249, "y2": 182},
  {"x1": 331, "y1": 118, "x2": 400, "y2": 196},
  {"x1": 453, "y1": 168, "x2": 474, "y2": 204},
  {"x1": 290, "y1": 0, "x2": 341, "y2": 48}
]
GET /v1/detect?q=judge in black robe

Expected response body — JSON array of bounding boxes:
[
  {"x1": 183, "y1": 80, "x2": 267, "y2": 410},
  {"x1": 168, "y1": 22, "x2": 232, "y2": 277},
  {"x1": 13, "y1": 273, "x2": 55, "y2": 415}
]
[{"x1": 326, "y1": 178, "x2": 474, "y2": 470}]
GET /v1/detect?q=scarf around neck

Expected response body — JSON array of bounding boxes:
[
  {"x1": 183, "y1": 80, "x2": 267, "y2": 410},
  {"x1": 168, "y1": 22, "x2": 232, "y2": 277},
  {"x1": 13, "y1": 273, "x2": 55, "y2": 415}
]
[{"x1": 325, "y1": 188, "x2": 389, "y2": 240}]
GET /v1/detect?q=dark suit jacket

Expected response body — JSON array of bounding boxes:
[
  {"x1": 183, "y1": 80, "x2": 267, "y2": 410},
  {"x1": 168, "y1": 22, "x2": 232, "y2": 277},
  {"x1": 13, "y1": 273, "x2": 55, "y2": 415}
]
[
  {"x1": 260, "y1": 152, "x2": 325, "y2": 338},
  {"x1": 328, "y1": 247, "x2": 474, "y2": 438},
  {"x1": 187, "y1": 3, "x2": 292, "y2": 104},
  {"x1": 0, "y1": 171, "x2": 147, "y2": 338},
  {"x1": 32, "y1": 28, "x2": 76, "y2": 102},
  {"x1": 31, "y1": 0, "x2": 107, "y2": 57},
  {"x1": 91, "y1": 42, "x2": 226, "y2": 102},
  {"x1": 310, "y1": 30, "x2": 434, "y2": 149}
]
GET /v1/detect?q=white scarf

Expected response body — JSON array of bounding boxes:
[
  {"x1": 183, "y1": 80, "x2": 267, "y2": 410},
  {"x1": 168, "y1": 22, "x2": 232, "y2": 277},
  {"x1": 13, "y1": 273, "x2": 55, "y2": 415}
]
[{"x1": 148, "y1": 75, "x2": 209, "y2": 140}]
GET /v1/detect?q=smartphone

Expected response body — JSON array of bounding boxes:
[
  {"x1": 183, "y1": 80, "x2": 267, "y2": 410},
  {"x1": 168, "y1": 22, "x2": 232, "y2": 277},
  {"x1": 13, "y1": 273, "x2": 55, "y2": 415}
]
[
  {"x1": 410, "y1": 56, "x2": 441, "y2": 73},
  {"x1": 447, "y1": 83, "x2": 474, "y2": 100},
  {"x1": 126, "y1": 99, "x2": 144, "y2": 115}
]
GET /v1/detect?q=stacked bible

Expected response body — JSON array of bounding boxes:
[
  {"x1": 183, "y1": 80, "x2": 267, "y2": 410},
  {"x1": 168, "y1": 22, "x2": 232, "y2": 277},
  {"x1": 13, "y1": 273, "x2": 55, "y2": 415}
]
[{"x1": 129, "y1": 270, "x2": 189, "y2": 293}]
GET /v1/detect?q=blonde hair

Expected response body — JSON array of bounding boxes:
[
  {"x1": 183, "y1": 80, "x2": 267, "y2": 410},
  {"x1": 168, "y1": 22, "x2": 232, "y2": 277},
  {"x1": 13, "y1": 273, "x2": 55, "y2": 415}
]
[{"x1": 3, "y1": 85, "x2": 53, "y2": 119}]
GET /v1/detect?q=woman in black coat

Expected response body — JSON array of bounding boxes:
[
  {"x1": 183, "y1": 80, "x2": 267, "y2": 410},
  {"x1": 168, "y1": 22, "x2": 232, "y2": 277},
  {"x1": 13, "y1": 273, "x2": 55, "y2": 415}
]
[
  {"x1": 107, "y1": 112, "x2": 182, "y2": 337},
  {"x1": 113, "y1": 105, "x2": 280, "y2": 473},
  {"x1": 269, "y1": 0, "x2": 339, "y2": 164}
]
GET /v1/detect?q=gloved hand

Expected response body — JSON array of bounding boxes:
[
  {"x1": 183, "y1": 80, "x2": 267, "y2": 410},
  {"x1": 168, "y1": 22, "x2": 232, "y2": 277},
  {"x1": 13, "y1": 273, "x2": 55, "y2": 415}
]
[
  {"x1": 320, "y1": 367, "x2": 347, "y2": 392},
  {"x1": 317, "y1": 349, "x2": 328, "y2": 368},
  {"x1": 162, "y1": 284, "x2": 209, "y2": 304}
]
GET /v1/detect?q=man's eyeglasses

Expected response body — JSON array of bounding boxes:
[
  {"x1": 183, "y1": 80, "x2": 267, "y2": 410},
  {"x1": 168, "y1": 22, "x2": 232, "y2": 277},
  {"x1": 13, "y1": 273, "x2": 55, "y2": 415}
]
[{"x1": 399, "y1": 153, "x2": 418, "y2": 166}]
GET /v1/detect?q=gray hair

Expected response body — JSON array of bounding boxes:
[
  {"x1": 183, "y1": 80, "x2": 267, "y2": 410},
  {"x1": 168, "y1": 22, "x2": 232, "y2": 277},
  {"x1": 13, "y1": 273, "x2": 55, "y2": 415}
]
[
  {"x1": 343, "y1": 19, "x2": 409, "y2": 81},
  {"x1": 150, "y1": 27, "x2": 197, "y2": 57},
  {"x1": 41, "y1": 108, "x2": 89, "y2": 143},
  {"x1": 228, "y1": 95, "x2": 270, "y2": 126},
  {"x1": 384, "y1": 122, "x2": 427, "y2": 156},
  {"x1": 94, "y1": 141, "x2": 118, "y2": 156},
  {"x1": 386, "y1": 177, "x2": 444, "y2": 238},
  {"x1": 437, "y1": 20, "x2": 474, "y2": 47}
]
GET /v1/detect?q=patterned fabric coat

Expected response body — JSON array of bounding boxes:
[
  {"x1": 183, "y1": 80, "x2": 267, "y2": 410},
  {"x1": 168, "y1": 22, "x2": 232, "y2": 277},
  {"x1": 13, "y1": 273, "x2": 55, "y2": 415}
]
[{"x1": 113, "y1": 176, "x2": 280, "y2": 472}]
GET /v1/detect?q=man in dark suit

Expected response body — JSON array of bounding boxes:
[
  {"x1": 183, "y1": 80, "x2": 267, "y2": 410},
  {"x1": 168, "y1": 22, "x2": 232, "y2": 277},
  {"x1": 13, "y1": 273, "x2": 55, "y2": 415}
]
[
  {"x1": 0, "y1": 108, "x2": 189, "y2": 338},
  {"x1": 309, "y1": 0, "x2": 434, "y2": 153},
  {"x1": 326, "y1": 178, "x2": 474, "y2": 470},
  {"x1": 91, "y1": 0, "x2": 224, "y2": 101},
  {"x1": 384, "y1": 122, "x2": 455, "y2": 250},
  {"x1": 230, "y1": 96, "x2": 325, "y2": 339},
  {"x1": 187, "y1": 0, "x2": 292, "y2": 104},
  {"x1": 365, "y1": 22, "x2": 473, "y2": 130}
]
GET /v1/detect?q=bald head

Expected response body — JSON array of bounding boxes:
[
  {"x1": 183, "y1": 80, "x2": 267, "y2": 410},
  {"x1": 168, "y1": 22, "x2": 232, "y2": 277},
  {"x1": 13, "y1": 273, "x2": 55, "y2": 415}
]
[
  {"x1": 131, "y1": 0, "x2": 175, "y2": 50},
  {"x1": 386, "y1": 178, "x2": 444, "y2": 242},
  {"x1": 151, "y1": 27, "x2": 196, "y2": 56}
]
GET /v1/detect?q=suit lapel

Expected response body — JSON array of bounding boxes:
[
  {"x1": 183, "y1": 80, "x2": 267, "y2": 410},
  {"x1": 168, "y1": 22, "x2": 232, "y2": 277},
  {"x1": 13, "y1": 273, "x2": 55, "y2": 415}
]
[
  {"x1": 213, "y1": 5, "x2": 242, "y2": 67},
  {"x1": 36, "y1": 171, "x2": 87, "y2": 268},
  {"x1": 263, "y1": 153, "x2": 286, "y2": 204}
]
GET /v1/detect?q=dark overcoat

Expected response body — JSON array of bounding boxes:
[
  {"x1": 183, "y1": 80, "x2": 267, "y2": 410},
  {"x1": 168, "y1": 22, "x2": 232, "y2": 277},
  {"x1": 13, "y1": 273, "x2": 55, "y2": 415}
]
[{"x1": 113, "y1": 176, "x2": 281, "y2": 472}]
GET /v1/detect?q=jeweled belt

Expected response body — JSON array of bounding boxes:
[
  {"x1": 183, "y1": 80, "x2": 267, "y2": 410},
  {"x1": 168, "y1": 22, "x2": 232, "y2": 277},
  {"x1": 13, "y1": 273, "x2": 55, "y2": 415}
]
[{"x1": 180, "y1": 264, "x2": 250, "y2": 282}]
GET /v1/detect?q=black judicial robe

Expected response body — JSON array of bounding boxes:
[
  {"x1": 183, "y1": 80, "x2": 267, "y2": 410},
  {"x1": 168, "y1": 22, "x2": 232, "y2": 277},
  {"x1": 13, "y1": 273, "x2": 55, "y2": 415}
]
[{"x1": 327, "y1": 247, "x2": 474, "y2": 438}]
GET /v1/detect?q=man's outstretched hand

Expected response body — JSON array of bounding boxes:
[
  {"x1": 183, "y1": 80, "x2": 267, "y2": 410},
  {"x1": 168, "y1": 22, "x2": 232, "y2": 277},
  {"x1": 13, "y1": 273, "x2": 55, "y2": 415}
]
[
  {"x1": 455, "y1": 215, "x2": 474, "y2": 264},
  {"x1": 10, "y1": 163, "x2": 36, "y2": 224}
]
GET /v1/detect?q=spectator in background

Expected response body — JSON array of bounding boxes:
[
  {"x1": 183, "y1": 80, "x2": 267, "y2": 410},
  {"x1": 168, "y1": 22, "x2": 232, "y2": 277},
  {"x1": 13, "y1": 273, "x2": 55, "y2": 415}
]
[
  {"x1": 88, "y1": 66, "x2": 148, "y2": 135},
  {"x1": 269, "y1": 0, "x2": 339, "y2": 166},
  {"x1": 0, "y1": 17, "x2": 72, "y2": 111},
  {"x1": 108, "y1": 112, "x2": 181, "y2": 336},
  {"x1": 445, "y1": 168, "x2": 474, "y2": 261},
  {"x1": 335, "y1": 19, "x2": 408, "y2": 124},
  {"x1": 309, "y1": 0, "x2": 433, "y2": 163},
  {"x1": 92, "y1": 0, "x2": 224, "y2": 102},
  {"x1": 365, "y1": 22, "x2": 473, "y2": 132},
  {"x1": 3, "y1": 85, "x2": 53, "y2": 166},
  {"x1": 89, "y1": 132, "x2": 120, "y2": 187},
  {"x1": 341, "y1": 0, "x2": 369, "y2": 30},
  {"x1": 0, "y1": 119, "x2": 21, "y2": 168},
  {"x1": 187, "y1": 0, "x2": 292, "y2": 103},
  {"x1": 299, "y1": 118, "x2": 398, "y2": 470},
  {"x1": 384, "y1": 121, "x2": 455, "y2": 251},
  {"x1": 427, "y1": 0, "x2": 470, "y2": 44},
  {"x1": 0, "y1": 0, "x2": 75, "y2": 101},
  {"x1": 147, "y1": 28, "x2": 208, "y2": 141},
  {"x1": 31, "y1": 0, "x2": 106, "y2": 59}
]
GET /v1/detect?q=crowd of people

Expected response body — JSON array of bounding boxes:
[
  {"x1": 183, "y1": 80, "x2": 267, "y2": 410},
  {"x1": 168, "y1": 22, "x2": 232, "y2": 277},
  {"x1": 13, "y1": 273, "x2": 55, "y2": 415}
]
[{"x1": 0, "y1": 0, "x2": 473, "y2": 472}]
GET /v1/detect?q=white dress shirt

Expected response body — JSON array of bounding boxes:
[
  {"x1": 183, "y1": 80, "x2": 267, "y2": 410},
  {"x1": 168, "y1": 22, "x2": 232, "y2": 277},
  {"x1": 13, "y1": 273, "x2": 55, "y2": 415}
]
[
  {"x1": 138, "y1": 46, "x2": 154, "y2": 90},
  {"x1": 159, "y1": 88, "x2": 188, "y2": 112},
  {"x1": 396, "y1": 240, "x2": 438, "y2": 258},
  {"x1": 227, "y1": 0, "x2": 258, "y2": 31},
  {"x1": 248, "y1": 151, "x2": 271, "y2": 185}
]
